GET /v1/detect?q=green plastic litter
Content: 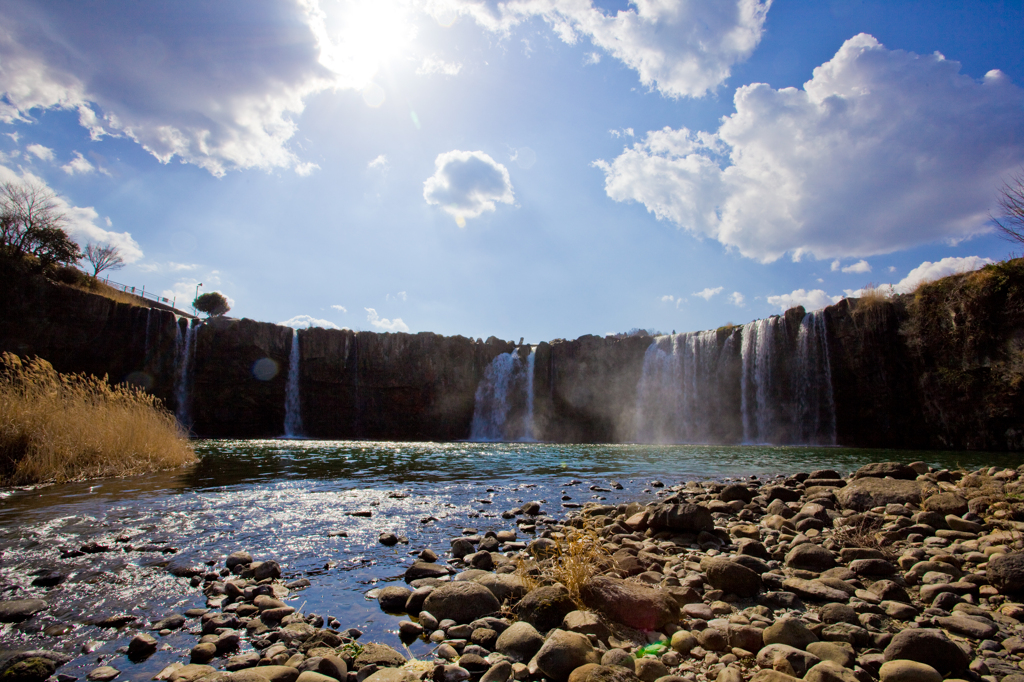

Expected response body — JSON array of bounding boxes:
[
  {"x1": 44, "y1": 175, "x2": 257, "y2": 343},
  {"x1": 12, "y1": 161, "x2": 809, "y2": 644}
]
[{"x1": 634, "y1": 642, "x2": 668, "y2": 658}]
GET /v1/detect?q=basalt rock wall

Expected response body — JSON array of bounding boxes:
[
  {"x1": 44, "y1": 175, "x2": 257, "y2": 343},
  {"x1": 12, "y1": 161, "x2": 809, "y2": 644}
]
[{"x1": 5, "y1": 260, "x2": 1024, "y2": 449}]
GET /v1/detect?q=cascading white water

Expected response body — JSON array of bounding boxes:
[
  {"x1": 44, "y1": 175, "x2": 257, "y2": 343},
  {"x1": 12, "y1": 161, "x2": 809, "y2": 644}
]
[
  {"x1": 740, "y1": 317, "x2": 779, "y2": 443},
  {"x1": 470, "y1": 352, "x2": 521, "y2": 441},
  {"x1": 175, "y1": 320, "x2": 198, "y2": 427},
  {"x1": 522, "y1": 347, "x2": 537, "y2": 441},
  {"x1": 283, "y1": 329, "x2": 304, "y2": 437},
  {"x1": 794, "y1": 310, "x2": 837, "y2": 445},
  {"x1": 635, "y1": 331, "x2": 720, "y2": 443}
]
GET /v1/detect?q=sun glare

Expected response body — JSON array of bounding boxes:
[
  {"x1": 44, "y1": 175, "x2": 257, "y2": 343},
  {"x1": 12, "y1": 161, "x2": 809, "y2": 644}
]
[{"x1": 311, "y1": 0, "x2": 416, "y2": 91}]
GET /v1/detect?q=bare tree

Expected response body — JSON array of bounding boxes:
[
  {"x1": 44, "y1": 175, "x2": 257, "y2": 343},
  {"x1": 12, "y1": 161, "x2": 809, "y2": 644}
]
[
  {"x1": 0, "y1": 181, "x2": 81, "y2": 266},
  {"x1": 83, "y1": 243, "x2": 125, "y2": 277},
  {"x1": 993, "y1": 170, "x2": 1024, "y2": 245}
]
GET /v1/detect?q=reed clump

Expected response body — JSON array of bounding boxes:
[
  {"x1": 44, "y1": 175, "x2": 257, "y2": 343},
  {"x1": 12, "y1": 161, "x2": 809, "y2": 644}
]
[
  {"x1": 0, "y1": 353, "x2": 196, "y2": 485},
  {"x1": 515, "y1": 526, "x2": 611, "y2": 608}
]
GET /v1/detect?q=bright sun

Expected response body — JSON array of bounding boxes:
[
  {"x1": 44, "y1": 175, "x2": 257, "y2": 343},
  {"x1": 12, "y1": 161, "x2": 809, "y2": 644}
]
[{"x1": 310, "y1": 0, "x2": 416, "y2": 91}]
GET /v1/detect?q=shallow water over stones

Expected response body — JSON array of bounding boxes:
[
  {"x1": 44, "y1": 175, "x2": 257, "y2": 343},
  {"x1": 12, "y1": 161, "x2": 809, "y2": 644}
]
[{"x1": 0, "y1": 441, "x2": 1017, "y2": 681}]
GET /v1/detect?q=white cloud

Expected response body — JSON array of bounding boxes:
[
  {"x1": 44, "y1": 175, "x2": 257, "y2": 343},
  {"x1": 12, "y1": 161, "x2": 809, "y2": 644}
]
[
  {"x1": 416, "y1": 56, "x2": 462, "y2": 76},
  {"x1": 830, "y1": 260, "x2": 840, "y2": 272},
  {"x1": 660, "y1": 294, "x2": 675, "y2": 303},
  {"x1": 892, "y1": 256, "x2": 994, "y2": 294},
  {"x1": 595, "y1": 34, "x2": 1024, "y2": 262},
  {"x1": 25, "y1": 143, "x2": 54, "y2": 161},
  {"x1": 61, "y1": 151, "x2": 95, "y2": 175},
  {"x1": 0, "y1": 0, "x2": 354, "y2": 176},
  {"x1": 888, "y1": 266, "x2": 896, "y2": 273},
  {"x1": 137, "y1": 261, "x2": 199, "y2": 273},
  {"x1": 365, "y1": 307, "x2": 409, "y2": 332},
  {"x1": 331, "y1": 304, "x2": 348, "y2": 313},
  {"x1": 584, "y1": 52, "x2": 600, "y2": 66},
  {"x1": 280, "y1": 314, "x2": 341, "y2": 330},
  {"x1": 423, "y1": 150, "x2": 514, "y2": 227},
  {"x1": 295, "y1": 161, "x2": 320, "y2": 177},
  {"x1": 368, "y1": 154, "x2": 388, "y2": 170},
  {"x1": 766, "y1": 289, "x2": 842, "y2": 312},
  {"x1": 728, "y1": 291, "x2": 744, "y2": 306},
  {"x1": 693, "y1": 286, "x2": 723, "y2": 300},
  {"x1": 0, "y1": 163, "x2": 143, "y2": 262},
  {"x1": 433, "y1": 0, "x2": 770, "y2": 98},
  {"x1": 841, "y1": 259, "x2": 871, "y2": 274}
]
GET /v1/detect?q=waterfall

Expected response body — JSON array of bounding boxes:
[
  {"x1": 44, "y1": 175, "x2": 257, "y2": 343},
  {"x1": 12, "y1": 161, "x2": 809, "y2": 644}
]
[
  {"x1": 283, "y1": 329, "x2": 304, "y2": 437},
  {"x1": 635, "y1": 330, "x2": 722, "y2": 443},
  {"x1": 740, "y1": 317, "x2": 780, "y2": 444},
  {"x1": 793, "y1": 311, "x2": 837, "y2": 445},
  {"x1": 175, "y1": 319, "x2": 198, "y2": 428},
  {"x1": 470, "y1": 349, "x2": 534, "y2": 441},
  {"x1": 522, "y1": 347, "x2": 537, "y2": 441}
]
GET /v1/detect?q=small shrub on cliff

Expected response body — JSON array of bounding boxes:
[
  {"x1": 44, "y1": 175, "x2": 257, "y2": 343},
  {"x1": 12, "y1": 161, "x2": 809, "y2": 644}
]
[
  {"x1": 0, "y1": 353, "x2": 196, "y2": 485},
  {"x1": 194, "y1": 291, "x2": 231, "y2": 317}
]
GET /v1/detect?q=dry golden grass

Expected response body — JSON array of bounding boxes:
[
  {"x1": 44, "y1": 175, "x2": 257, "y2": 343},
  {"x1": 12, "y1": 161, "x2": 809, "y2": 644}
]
[
  {"x1": 515, "y1": 526, "x2": 611, "y2": 609},
  {"x1": 70, "y1": 279, "x2": 150, "y2": 307},
  {"x1": 0, "y1": 353, "x2": 196, "y2": 485},
  {"x1": 832, "y1": 515, "x2": 896, "y2": 561}
]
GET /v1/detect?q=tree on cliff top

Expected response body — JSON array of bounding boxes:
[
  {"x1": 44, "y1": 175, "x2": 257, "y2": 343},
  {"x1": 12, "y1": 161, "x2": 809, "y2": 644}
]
[
  {"x1": 0, "y1": 181, "x2": 81, "y2": 267},
  {"x1": 194, "y1": 291, "x2": 230, "y2": 317},
  {"x1": 83, "y1": 243, "x2": 125, "y2": 277},
  {"x1": 993, "y1": 170, "x2": 1024, "y2": 245}
]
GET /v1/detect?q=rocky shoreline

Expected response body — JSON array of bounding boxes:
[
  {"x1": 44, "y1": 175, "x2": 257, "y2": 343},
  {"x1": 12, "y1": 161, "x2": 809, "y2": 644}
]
[{"x1": 3, "y1": 461, "x2": 1024, "y2": 682}]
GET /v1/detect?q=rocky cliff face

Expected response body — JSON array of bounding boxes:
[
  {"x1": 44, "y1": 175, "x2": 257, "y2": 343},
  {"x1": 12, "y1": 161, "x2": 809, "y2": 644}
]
[{"x1": 4, "y1": 260, "x2": 1024, "y2": 449}]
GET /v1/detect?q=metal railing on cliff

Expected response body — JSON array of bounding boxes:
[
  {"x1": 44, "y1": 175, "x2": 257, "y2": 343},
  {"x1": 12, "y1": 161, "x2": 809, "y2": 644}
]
[{"x1": 102, "y1": 277, "x2": 176, "y2": 307}]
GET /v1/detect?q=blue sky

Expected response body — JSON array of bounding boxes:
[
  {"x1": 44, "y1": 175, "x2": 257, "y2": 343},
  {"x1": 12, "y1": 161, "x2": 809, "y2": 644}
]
[{"x1": 1, "y1": 0, "x2": 1022, "y2": 342}]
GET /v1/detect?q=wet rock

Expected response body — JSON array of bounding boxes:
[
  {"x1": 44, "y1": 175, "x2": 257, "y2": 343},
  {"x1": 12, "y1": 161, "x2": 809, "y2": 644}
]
[
  {"x1": 1, "y1": 657, "x2": 57, "y2": 682},
  {"x1": 878, "y1": 661, "x2": 942, "y2": 682},
  {"x1": 534, "y1": 629, "x2": 600, "y2": 681},
  {"x1": 86, "y1": 667, "x2": 119, "y2": 682},
  {"x1": 496, "y1": 622, "x2": 545, "y2": 663},
  {"x1": 882, "y1": 629, "x2": 968, "y2": 676},
  {"x1": 30, "y1": 571, "x2": 67, "y2": 588},
  {"x1": 785, "y1": 545, "x2": 836, "y2": 572},
  {"x1": 405, "y1": 562, "x2": 452, "y2": 583},
  {"x1": 128, "y1": 633, "x2": 158, "y2": 660},
  {"x1": 42, "y1": 623, "x2": 71, "y2": 637},
  {"x1": 424, "y1": 582, "x2": 500, "y2": 624},
  {"x1": 253, "y1": 561, "x2": 281, "y2": 581},
  {"x1": 0, "y1": 599, "x2": 47, "y2": 622},
  {"x1": 987, "y1": 551, "x2": 1024, "y2": 597},
  {"x1": 763, "y1": 618, "x2": 818, "y2": 649},
  {"x1": 379, "y1": 533, "x2": 399, "y2": 547},
  {"x1": 647, "y1": 504, "x2": 714, "y2": 534},
  {"x1": 579, "y1": 576, "x2": 679, "y2": 630},
  {"x1": 226, "y1": 551, "x2": 253, "y2": 569},
  {"x1": 354, "y1": 643, "x2": 406, "y2": 669},
  {"x1": 378, "y1": 586, "x2": 413, "y2": 613},
  {"x1": 152, "y1": 614, "x2": 186, "y2": 631},
  {"x1": 190, "y1": 642, "x2": 217, "y2": 664},
  {"x1": 836, "y1": 478, "x2": 937, "y2": 512},
  {"x1": 700, "y1": 558, "x2": 762, "y2": 597}
]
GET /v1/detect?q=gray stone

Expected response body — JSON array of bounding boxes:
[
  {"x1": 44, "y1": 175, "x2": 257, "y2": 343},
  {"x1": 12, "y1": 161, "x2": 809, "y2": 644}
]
[
  {"x1": 934, "y1": 615, "x2": 998, "y2": 640},
  {"x1": 634, "y1": 659, "x2": 668, "y2": 682},
  {"x1": 700, "y1": 557, "x2": 762, "y2": 597},
  {"x1": 852, "y1": 462, "x2": 917, "y2": 480},
  {"x1": 763, "y1": 618, "x2": 818, "y2": 650},
  {"x1": 648, "y1": 504, "x2": 714, "y2": 534},
  {"x1": 579, "y1": 576, "x2": 679, "y2": 631},
  {"x1": 495, "y1": 622, "x2": 545, "y2": 663},
  {"x1": 353, "y1": 643, "x2": 407, "y2": 669},
  {"x1": 806, "y1": 642, "x2": 855, "y2": 669},
  {"x1": 533, "y1": 629, "x2": 599, "y2": 681},
  {"x1": 567, "y1": 665, "x2": 641, "y2": 682},
  {"x1": 0, "y1": 599, "x2": 47, "y2": 622},
  {"x1": 804, "y1": 661, "x2": 859, "y2": 682},
  {"x1": 86, "y1": 667, "x2": 120, "y2": 682},
  {"x1": 836, "y1": 478, "x2": 937, "y2": 511},
  {"x1": 878, "y1": 661, "x2": 942, "y2": 682},
  {"x1": 423, "y1": 582, "x2": 500, "y2": 624},
  {"x1": 756, "y1": 644, "x2": 821, "y2": 677},
  {"x1": 377, "y1": 586, "x2": 413, "y2": 613},
  {"x1": 786, "y1": 545, "x2": 836, "y2": 572},
  {"x1": 988, "y1": 552, "x2": 1024, "y2": 597},
  {"x1": 781, "y1": 578, "x2": 849, "y2": 602},
  {"x1": 517, "y1": 585, "x2": 576, "y2": 632},
  {"x1": 882, "y1": 629, "x2": 968, "y2": 676}
]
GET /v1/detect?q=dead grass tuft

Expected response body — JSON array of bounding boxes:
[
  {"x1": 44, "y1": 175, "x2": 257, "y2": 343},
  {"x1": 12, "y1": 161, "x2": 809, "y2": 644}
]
[
  {"x1": 0, "y1": 353, "x2": 196, "y2": 485},
  {"x1": 515, "y1": 526, "x2": 611, "y2": 609},
  {"x1": 832, "y1": 515, "x2": 897, "y2": 561}
]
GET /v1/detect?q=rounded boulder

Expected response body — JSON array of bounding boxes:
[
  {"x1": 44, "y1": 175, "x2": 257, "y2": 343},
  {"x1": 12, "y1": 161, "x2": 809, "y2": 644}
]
[{"x1": 422, "y1": 582, "x2": 500, "y2": 624}]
